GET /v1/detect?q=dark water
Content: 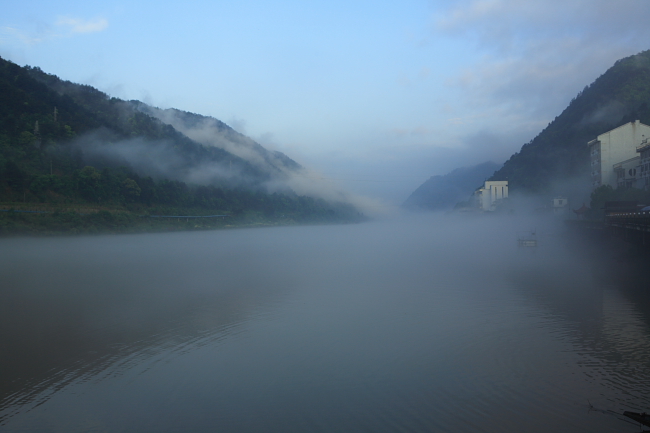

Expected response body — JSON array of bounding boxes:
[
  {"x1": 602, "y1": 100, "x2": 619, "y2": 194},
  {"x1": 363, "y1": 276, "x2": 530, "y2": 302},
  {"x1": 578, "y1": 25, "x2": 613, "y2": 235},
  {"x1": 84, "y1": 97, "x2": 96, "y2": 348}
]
[{"x1": 1, "y1": 216, "x2": 650, "y2": 432}]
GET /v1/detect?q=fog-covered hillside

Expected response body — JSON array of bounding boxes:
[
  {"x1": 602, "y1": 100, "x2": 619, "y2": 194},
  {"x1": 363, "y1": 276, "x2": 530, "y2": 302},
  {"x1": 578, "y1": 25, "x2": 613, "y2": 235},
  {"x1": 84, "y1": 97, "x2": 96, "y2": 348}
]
[
  {"x1": 0, "y1": 56, "x2": 363, "y2": 228},
  {"x1": 402, "y1": 162, "x2": 501, "y2": 211},
  {"x1": 491, "y1": 50, "x2": 650, "y2": 194}
]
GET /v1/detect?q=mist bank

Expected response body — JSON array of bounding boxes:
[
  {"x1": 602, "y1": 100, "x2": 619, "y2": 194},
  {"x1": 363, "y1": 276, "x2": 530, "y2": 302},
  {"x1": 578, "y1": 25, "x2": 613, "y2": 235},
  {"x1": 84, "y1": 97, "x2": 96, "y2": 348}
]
[
  {"x1": 0, "y1": 56, "x2": 377, "y2": 232},
  {"x1": 127, "y1": 104, "x2": 380, "y2": 212},
  {"x1": 2, "y1": 213, "x2": 647, "y2": 432},
  {"x1": 403, "y1": 161, "x2": 502, "y2": 211}
]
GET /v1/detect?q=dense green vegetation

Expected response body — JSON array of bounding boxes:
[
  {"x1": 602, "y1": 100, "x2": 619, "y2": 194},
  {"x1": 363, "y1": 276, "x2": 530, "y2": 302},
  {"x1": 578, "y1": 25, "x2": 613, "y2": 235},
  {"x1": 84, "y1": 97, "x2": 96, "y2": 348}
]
[
  {"x1": 491, "y1": 50, "x2": 650, "y2": 193},
  {"x1": 0, "y1": 205, "x2": 356, "y2": 236},
  {"x1": 0, "y1": 56, "x2": 363, "y2": 234}
]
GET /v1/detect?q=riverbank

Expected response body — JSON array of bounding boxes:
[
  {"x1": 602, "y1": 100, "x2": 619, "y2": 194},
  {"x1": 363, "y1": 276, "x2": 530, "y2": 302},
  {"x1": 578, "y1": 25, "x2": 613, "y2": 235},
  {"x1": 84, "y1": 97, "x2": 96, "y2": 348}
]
[{"x1": 0, "y1": 205, "x2": 366, "y2": 236}]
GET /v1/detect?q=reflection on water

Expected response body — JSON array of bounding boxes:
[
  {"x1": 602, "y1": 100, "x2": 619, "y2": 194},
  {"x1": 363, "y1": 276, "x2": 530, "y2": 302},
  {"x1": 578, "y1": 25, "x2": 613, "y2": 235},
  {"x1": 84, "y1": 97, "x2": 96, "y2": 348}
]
[
  {"x1": 0, "y1": 230, "x2": 295, "y2": 425},
  {"x1": 1, "y1": 216, "x2": 650, "y2": 432}
]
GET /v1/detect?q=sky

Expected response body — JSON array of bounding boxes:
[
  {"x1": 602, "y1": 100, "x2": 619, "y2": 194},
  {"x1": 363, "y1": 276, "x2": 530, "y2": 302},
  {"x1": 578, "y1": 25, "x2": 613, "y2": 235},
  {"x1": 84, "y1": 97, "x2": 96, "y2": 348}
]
[{"x1": 2, "y1": 0, "x2": 650, "y2": 205}]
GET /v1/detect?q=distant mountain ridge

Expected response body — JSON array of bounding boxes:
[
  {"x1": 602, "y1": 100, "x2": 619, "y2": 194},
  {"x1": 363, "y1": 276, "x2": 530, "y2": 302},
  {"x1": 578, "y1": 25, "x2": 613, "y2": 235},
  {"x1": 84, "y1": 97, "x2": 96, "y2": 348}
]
[
  {"x1": 402, "y1": 162, "x2": 501, "y2": 211},
  {"x1": 491, "y1": 49, "x2": 650, "y2": 193}
]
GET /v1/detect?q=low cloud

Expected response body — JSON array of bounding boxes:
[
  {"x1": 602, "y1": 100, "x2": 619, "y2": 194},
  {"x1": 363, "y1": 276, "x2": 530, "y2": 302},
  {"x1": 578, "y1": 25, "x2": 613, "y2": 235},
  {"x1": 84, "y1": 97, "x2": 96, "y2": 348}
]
[
  {"x1": 227, "y1": 117, "x2": 248, "y2": 134},
  {"x1": 149, "y1": 110, "x2": 386, "y2": 214},
  {"x1": 56, "y1": 17, "x2": 108, "y2": 34},
  {"x1": 0, "y1": 16, "x2": 108, "y2": 47},
  {"x1": 143, "y1": 107, "x2": 293, "y2": 177},
  {"x1": 577, "y1": 101, "x2": 627, "y2": 128},
  {"x1": 66, "y1": 123, "x2": 382, "y2": 215},
  {"x1": 264, "y1": 167, "x2": 388, "y2": 216},
  {"x1": 0, "y1": 26, "x2": 48, "y2": 46},
  {"x1": 68, "y1": 130, "x2": 238, "y2": 186}
]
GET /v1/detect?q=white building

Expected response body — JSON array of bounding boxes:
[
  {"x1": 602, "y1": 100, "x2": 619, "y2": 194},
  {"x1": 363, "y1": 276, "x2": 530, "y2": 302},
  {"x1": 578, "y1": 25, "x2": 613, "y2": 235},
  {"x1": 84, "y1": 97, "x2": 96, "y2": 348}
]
[
  {"x1": 475, "y1": 181, "x2": 508, "y2": 211},
  {"x1": 588, "y1": 120, "x2": 650, "y2": 189},
  {"x1": 637, "y1": 138, "x2": 650, "y2": 188},
  {"x1": 613, "y1": 156, "x2": 640, "y2": 189},
  {"x1": 553, "y1": 197, "x2": 568, "y2": 215}
]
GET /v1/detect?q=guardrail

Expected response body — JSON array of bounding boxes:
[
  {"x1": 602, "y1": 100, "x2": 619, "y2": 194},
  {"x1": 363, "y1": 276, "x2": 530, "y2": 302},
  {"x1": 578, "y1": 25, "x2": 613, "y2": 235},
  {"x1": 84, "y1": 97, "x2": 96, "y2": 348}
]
[
  {"x1": 604, "y1": 209, "x2": 650, "y2": 247},
  {"x1": 144, "y1": 215, "x2": 230, "y2": 218}
]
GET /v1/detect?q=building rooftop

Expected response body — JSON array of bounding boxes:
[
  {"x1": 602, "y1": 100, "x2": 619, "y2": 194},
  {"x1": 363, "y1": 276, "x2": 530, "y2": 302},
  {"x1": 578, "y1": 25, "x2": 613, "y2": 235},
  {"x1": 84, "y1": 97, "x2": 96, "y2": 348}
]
[
  {"x1": 613, "y1": 156, "x2": 640, "y2": 169},
  {"x1": 637, "y1": 139, "x2": 650, "y2": 153}
]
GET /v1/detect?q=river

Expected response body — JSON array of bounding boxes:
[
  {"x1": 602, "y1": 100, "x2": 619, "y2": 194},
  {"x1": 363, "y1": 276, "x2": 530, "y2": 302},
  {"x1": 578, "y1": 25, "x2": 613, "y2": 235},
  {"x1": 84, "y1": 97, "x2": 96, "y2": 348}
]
[{"x1": 1, "y1": 215, "x2": 649, "y2": 432}]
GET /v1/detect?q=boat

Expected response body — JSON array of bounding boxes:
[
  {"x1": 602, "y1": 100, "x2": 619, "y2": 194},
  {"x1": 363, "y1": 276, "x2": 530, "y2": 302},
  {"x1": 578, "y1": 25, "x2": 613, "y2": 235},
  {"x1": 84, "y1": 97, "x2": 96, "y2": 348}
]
[
  {"x1": 517, "y1": 230, "x2": 538, "y2": 247},
  {"x1": 623, "y1": 411, "x2": 650, "y2": 428}
]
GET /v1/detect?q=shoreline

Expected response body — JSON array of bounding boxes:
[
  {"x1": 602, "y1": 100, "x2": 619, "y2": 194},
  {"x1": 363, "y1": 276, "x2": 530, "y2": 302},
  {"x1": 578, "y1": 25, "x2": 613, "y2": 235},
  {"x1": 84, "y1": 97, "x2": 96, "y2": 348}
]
[{"x1": 0, "y1": 207, "x2": 366, "y2": 237}]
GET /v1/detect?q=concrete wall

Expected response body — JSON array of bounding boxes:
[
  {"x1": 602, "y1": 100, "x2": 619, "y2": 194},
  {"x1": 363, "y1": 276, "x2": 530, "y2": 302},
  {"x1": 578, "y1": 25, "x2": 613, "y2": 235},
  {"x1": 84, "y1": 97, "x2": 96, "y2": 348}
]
[
  {"x1": 478, "y1": 181, "x2": 508, "y2": 211},
  {"x1": 589, "y1": 120, "x2": 650, "y2": 189},
  {"x1": 614, "y1": 156, "x2": 640, "y2": 188},
  {"x1": 638, "y1": 142, "x2": 650, "y2": 188}
]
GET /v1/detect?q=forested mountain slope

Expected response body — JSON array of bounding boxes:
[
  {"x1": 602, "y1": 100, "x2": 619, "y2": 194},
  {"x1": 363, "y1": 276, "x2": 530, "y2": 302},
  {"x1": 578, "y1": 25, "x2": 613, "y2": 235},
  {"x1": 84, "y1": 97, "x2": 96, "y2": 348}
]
[
  {"x1": 491, "y1": 50, "x2": 650, "y2": 193},
  {"x1": 23, "y1": 63, "x2": 300, "y2": 187},
  {"x1": 0, "y1": 56, "x2": 360, "y2": 226},
  {"x1": 134, "y1": 104, "x2": 301, "y2": 175}
]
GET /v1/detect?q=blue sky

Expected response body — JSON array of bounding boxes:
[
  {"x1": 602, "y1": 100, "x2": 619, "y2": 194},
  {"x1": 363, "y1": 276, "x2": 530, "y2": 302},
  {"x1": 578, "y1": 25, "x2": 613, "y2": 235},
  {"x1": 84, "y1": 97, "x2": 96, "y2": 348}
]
[{"x1": 2, "y1": 0, "x2": 650, "y2": 204}]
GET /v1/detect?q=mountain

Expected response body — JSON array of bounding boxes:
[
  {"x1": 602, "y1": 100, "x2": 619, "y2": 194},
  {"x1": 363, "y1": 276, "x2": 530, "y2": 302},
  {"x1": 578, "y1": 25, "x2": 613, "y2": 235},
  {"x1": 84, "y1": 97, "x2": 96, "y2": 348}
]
[
  {"x1": 0, "y1": 56, "x2": 361, "y2": 225},
  {"x1": 19, "y1": 63, "x2": 301, "y2": 188},
  {"x1": 402, "y1": 161, "x2": 501, "y2": 211},
  {"x1": 405, "y1": 51, "x2": 650, "y2": 212},
  {"x1": 491, "y1": 49, "x2": 650, "y2": 194},
  {"x1": 134, "y1": 104, "x2": 301, "y2": 175}
]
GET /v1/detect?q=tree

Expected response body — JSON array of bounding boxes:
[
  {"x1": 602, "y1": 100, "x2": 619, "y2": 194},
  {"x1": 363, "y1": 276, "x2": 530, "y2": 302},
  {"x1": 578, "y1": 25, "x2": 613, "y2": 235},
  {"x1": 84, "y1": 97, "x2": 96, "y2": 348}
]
[
  {"x1": 77, "y1": 166, "x2": 102, "y2": 202},
  {"x1": 121, "y1": 178, "x2": 141, "y2": 202}
]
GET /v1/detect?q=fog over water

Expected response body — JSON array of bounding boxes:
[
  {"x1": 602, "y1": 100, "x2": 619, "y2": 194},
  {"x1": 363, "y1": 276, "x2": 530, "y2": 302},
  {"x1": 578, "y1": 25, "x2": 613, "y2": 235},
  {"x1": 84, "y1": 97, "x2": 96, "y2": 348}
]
[{"x1": 1, "y1": 216, "x2": 650, "y2": 432}]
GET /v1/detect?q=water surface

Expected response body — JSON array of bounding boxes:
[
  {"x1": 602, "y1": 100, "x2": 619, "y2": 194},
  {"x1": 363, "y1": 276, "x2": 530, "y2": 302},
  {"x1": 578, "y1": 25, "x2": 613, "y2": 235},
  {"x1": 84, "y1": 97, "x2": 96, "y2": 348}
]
[{"x1": 1, "y1": 216, "x2": 649, "y2": 432}]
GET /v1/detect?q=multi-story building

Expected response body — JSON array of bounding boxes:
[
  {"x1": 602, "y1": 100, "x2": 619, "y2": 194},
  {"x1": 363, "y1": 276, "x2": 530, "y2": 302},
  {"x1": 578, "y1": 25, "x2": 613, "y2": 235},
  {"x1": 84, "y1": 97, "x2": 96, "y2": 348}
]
[
  {"x1": 637, "y1": 138, "x2": 650, "y2": 188},
  {"x1": 588, "y1": 120, "x2": 650, "y2": 190},
  {"x1": 613, "y1": 156, "x2": 640, "y2": 189},
  {"x1": 475, "y1": 181, "x2": 508, "y2": 211}
]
